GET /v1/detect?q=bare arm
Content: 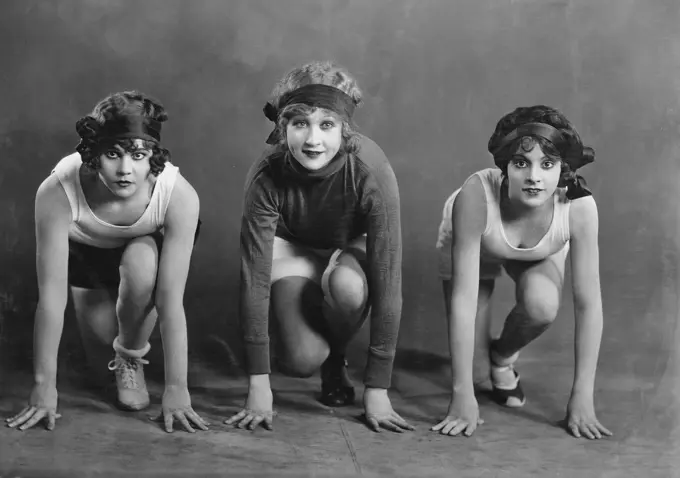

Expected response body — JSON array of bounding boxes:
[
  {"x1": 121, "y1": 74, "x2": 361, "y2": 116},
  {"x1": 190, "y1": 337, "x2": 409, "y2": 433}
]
[
  {"x1": 568, "y1": 196, "x2": 603, "y2": 397},
  {"x1": 33, "y1": 175, "x2": 72, "y2": 387},
  {"x1": 154, "y1": 174, "x2": 200, "y2": 388},
  {"x1": 448, "y1": 176, "x2": 487, "y2": 396}
]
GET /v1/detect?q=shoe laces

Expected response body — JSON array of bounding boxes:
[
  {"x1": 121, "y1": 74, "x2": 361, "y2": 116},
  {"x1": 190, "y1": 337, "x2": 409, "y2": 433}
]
[{"x1": 108, "y1": 355, "x2": 149, "y2": 389}]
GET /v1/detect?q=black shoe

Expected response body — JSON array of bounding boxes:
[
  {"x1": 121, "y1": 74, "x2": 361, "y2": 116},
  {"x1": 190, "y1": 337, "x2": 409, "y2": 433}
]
[
  {"x1": 319, "y1": 355, "x2": 355, "y2": 407},
  {"x1": 489, "y1": 341, "x2": 526, "y2": 408}
]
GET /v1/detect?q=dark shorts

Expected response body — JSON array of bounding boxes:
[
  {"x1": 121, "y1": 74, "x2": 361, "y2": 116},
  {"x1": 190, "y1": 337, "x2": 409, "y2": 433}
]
[{"x1": 68, "y1": 219, "x2": 201, "y2": 290}]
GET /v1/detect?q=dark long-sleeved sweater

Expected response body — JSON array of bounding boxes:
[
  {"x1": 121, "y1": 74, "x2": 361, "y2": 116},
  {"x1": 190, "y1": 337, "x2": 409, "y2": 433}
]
[{"x1": 239, "y1": 135, "x2": 403, "y2": 389}]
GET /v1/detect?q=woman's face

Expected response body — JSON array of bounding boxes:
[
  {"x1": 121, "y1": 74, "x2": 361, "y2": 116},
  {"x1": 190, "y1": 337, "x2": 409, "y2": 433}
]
[
  {"x1": 96, "y1": 139, "x2": 153, "y2": 199},
  {"x1": 286, "y1": 108, "x2": 343, "y2": 171},
  {"x1": 505, "y1": 137, "x2": 562, "y2": 208}
]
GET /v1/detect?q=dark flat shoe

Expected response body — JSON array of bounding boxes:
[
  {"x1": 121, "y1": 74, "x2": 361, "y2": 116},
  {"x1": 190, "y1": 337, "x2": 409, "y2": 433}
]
[{"x1": 319, "y1": 355, "x2": 355, "y2": 407}]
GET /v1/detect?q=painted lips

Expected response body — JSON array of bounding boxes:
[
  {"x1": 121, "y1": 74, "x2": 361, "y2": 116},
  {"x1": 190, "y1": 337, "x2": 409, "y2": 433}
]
[{"x1": 302, "y1": 150, "x2": 323, "y2": 158}]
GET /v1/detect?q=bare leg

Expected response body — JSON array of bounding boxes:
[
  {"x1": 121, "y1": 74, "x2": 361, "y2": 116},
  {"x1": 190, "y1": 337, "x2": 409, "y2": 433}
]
[
  {"x1": 489, "y1": 256, "x2": 565, "y2": 407},
  {"x1": 493, "y1": 257, "x2": 564, "y2": 364},
  {"x1": 71, "y1": 287, "x2": 118, "y2": 388},
  {"x1": 107, "y1": 235, "x2": 160, "y2": 411},
  {"x1": 116, "y1": 236, "x2": 159, "y2": 351}
]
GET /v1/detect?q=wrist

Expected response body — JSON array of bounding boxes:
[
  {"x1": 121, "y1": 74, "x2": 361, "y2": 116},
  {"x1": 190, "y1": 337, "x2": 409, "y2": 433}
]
[
  {"x1": 34, "y1": 373, "x2": 56, "y2": 387},
  {"x1": 570, "y1": 387, "x2": 594, "y2": 400},
  {"x1": 164, "y1": 382, "x2": 188, "y2": 391},
  {"x1": 164, "y1": 370, "x2": 189, "y2": 389},
  {"x1": 364, "y1": 386, "x2": 387, "y2": 396},
  {"x1": 453, "y1": 380, "x2": 475, "y2": 396},
  {"x1": 249, "y1": 374, "x2": 271, "y2": 390}
]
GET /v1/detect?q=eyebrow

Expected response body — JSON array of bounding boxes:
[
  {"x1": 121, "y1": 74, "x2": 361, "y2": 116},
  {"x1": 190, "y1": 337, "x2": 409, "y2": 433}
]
[
  {"x1": 291, "y1": 113, "x2": 338, "y2": 121},
  {"x1": 108, "y1": 145, "x2": 151, "y2": 155},
  {"x1": 511, "y1": 155, "x2": 552, "y2": 163}
]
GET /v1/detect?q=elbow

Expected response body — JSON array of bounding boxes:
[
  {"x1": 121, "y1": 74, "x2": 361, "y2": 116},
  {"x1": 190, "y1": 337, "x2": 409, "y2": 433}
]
[
  {"x1": 573, "y1": 295, "x2": 603, "y2": 320},
  {"x1": 36, "y1": 294, "x2": 68, "y2": 318}
]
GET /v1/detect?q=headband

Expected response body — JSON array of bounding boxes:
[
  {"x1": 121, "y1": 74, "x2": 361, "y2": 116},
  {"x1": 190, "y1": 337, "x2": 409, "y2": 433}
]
[
  {"x1": 490, "y1": 122, "x2": 595, "y2": 200},
  {"x1": 263, "y1": 84, "x2": 356, "y2": 144},
  {"x1": 76, "y1": 115, "x2": 162, "y2": 144},
  {"x1": 100, "y1": 115, "x2": 162, "y2": 142}
]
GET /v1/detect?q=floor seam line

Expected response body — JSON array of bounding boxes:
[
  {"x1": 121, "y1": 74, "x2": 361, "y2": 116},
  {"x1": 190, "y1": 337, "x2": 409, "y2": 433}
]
[{"x1": 338, "y1": 419, "x2": 363, "y2": 476}]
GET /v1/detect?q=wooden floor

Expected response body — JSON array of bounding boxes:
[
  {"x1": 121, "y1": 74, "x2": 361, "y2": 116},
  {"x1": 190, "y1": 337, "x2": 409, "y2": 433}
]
[
  {"x1": 2, "y1": 270, "x2": 678, "y2": 477},
  {"x1": 1, "y1": 340, "x2": 677, "y2": 477}
]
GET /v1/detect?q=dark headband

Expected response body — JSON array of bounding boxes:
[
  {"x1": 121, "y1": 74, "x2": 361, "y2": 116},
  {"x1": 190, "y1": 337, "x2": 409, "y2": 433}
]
[
  {"x1": 491, "y1": 122, "x2": 595, "y2": 200},
  {"x1": 99, "y1": 115, "x2": 162, "y2": 142},
  {"x1": 491, "y1": 122, "x2": 567, "y2": 158},
  {"x1": 76, "y1": 115, "x2": 162, "y2": 144},
  {"x1": 263, "y1": 84, "x2": 356, "y2": 144}
]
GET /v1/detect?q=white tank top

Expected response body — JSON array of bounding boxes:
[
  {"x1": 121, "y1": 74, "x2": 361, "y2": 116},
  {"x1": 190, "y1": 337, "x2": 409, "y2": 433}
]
[
  {"x1": 51, "y1": 153, "x2": 179, "y2": 249},
  {"x1": 443, "y1": 168, "x2": 570, "y2": 264}
]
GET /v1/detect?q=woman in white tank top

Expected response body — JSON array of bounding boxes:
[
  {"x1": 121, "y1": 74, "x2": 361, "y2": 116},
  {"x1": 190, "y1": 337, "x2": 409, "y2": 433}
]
[
  {"x1": 6, "y1": 91, "x2": 208, "y2": 435},
  {"x1": 432, "y1": 106, "x2": 612, "y2": 441}
]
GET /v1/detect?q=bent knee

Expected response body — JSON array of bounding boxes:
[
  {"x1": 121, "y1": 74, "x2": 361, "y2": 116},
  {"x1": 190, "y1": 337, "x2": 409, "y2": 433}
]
[
  {"x1": 327, "y1": 265, "x2": 367, "y2": 314},
  {"x1": 120, "y1": 236, "x2": 159, "y2": 284},
  {"x1": 279, "y1": 343, "x2": 330, "y2": 378},
  {"x1": 518, "y1": 274, "x2": 561, "y2": 325},
  {"x1": 119, "y1": 236, "x2": 159, "y2": 305}
]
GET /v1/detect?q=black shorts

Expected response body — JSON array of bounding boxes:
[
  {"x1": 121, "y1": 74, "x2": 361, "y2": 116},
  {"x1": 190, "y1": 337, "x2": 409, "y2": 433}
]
[{"x1": 68, "y1": 219, "x2": 201, "y2": 290}]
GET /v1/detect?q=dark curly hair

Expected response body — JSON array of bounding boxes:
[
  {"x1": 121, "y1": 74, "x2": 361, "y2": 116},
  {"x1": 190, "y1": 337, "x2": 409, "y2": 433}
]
[
  {"x1": 487, "y1": 105, "x2": 595, "y2": 198},
  {"x1": 75, "y1": 90, "x2": 170, "y2": 176}
]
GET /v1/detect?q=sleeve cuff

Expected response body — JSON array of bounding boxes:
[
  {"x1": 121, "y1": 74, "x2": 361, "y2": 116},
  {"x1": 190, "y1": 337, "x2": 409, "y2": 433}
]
[
  {"x1": 244, "y1": 341, "x2": 271, "y2": 375},
  {"x1": 363, "y1": 347, "x2": 395, "y2": 389}
]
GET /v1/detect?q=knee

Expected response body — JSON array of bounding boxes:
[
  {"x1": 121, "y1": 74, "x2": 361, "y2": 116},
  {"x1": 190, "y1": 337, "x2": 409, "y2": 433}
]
[
  {"x1": 327, "y1": 266, "x2": 367, "y2": 315},
  {"x1": 119, "y1": 236, "x2": 159, "y2": 304},
  {"x1": 280, "y1": 342, "x2": 330, "y2": 378},
  {"x1": 518, "y1": 274, "x2": 560, "y2": 326}
]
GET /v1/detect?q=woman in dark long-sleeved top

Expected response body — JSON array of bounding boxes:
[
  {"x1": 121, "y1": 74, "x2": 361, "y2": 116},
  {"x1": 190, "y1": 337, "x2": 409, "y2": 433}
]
[{"x1": 225, "y1": 61, "x2": 413, "y2": 434}]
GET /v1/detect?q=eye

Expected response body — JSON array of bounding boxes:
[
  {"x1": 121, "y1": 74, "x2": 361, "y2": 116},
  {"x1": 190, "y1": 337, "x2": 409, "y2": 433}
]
[
  {"x1": 292, "y1": 120, "x2": 308, "y2": 128},
  {"x1": 133, "y1": 151, "x2": 148, "y2": 160},
  {"x1": 542, "y1": 160, "x2": 555, "y2": 169},
  {"x1": 321, "y1": 121, "x2": 336, "y2": 129},
  {"x1": 512, "y1": 158, "x2": 527, "y2": 168},
  {"x1": 105, "y1": 150, "x2": 119, "y2": 159}
]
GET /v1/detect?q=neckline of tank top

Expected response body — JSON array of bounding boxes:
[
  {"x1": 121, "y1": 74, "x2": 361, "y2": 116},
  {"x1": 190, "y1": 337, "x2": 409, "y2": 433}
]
[
  {"x1": 497, "y1": 193, "x2": 558, "y2": 252},
  {"x1": 75, "y1": 162, "x2": 162, "y2": 229}
]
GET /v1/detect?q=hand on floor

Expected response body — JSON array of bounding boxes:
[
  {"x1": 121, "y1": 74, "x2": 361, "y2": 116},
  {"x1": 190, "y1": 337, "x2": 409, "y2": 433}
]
[
  {"x1": 152, "y1": 385, "x2": 209, "y2": 434},
  {"x1": 5, "y1": 382, "x2": 61, "y2": 431},
  {"x1": 431, "y1": 392, "x2": 483, "y2": 437},
  {"x1": 363, "y1": 387, "x2": 414, "y2": 433},
  {"x1": 565, "y1": 393, "x2": 612, "y2": 440},
  {"x1": 224, "y1": 385, "x2": 275, "y2": 431}
]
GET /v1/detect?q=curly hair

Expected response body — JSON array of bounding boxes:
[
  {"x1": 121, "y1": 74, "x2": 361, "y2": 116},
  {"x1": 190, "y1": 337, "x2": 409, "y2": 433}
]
[
  {"x1": 487, "y1": 105, "x2": 594, "y2": 184},
  {"x1": 267, "y1": 61, "x2": 364, "y2": 155},
  {"x1": 75, "y1": 90, "x2": 171, "y2": 176}
]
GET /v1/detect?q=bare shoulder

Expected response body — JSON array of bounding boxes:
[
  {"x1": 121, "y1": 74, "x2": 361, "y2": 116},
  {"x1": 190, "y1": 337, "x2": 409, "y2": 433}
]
[
  {"x1": 35, "y1": 173, "x2": 71, "y2": 221},
  {"x1": 569, "y1": 195, "x2": 599, "y2": 238},
  {"x1": 166, "y1": 172, "x2": 200, "y2": 223},
  {"x1": 451, "y1": 173, "x2": 487, "y2": 237}
]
